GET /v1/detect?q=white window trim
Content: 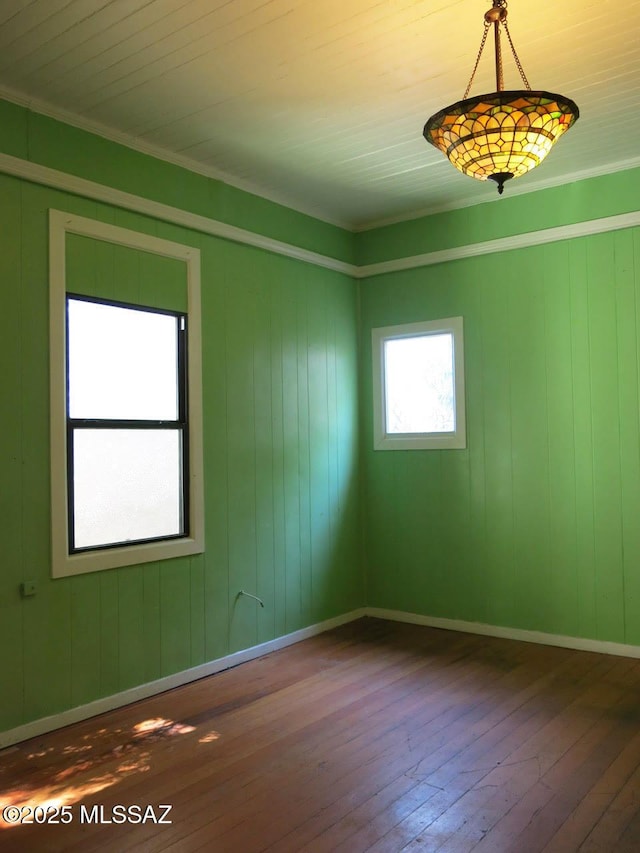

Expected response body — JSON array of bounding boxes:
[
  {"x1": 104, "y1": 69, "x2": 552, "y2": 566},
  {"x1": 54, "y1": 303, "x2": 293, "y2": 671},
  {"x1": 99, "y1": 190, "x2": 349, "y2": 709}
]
[
  {"x1": 49, "y1": 209, "x2": 205, "y2": 578},
  {"x1": 372, "y1": 316, "x2": 466, "y2": 450}
]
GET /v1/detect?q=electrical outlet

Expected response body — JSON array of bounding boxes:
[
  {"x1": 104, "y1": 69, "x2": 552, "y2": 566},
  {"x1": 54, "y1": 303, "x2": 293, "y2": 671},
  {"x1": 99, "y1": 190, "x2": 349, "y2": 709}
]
[{"x1": 20, "y1": 581, "x2": 37, "y2": 598}]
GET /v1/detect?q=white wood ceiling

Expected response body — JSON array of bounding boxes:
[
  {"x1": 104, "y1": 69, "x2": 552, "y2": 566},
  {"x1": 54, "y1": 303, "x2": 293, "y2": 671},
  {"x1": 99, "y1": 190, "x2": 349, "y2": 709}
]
[{"x1": 0, "y1": 0, "x2": 638, "y2": 228}]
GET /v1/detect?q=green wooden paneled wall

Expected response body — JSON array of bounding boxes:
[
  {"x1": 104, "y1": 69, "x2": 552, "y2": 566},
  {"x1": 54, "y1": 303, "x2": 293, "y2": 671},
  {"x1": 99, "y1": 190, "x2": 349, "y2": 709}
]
[
  {"x1": 356, "y1": 167, "x2": 640, "y2": 266},
  {"x1": 360, "y1": 226, "x2": 640, "y2": 645},
  {"x1": 3, "y1": 91, "x2": 640, "y2": 736},
  {"x1": 0, "y1": 175, "x2": 363, "y2": 732}
]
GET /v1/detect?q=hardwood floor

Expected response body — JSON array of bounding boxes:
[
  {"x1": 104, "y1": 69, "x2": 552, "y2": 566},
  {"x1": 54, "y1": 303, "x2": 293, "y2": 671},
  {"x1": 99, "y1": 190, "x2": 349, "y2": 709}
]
[{"x1": 2, "y1": 617, "x2": 640, "y2": 852}]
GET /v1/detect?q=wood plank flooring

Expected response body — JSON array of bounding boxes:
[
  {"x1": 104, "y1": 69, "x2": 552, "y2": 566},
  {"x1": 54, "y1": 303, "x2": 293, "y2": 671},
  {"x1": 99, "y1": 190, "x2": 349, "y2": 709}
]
[{"x1": 2, "y1": 617, "x2": 640, "y2": 852}]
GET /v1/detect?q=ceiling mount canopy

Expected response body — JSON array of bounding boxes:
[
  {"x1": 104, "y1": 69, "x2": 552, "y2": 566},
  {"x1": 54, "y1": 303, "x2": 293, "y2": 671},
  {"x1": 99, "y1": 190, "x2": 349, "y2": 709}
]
[{"x1": 423, "y1": 0, "x2": 579, "y2": 194}]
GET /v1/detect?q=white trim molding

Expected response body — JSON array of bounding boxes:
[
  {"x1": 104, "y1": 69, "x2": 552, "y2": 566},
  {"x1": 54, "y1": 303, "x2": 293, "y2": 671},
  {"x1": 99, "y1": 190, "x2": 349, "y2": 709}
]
[
  {"x1": 5, "y1": 605, "x2": 640, "y2": 748},
  {"x1": 0, "y1": 151, "x2": 638, "y2": 280},
  {"x1": 54, "y1": 187, "x2": 638, "y2": 282},
  {"x1": 356, "y1": 210, "x2": 640, "y2": 278},
  {"x1": 49, "y1": 210, "x2": 205, "y2": 577},
  {"x1": 3, "y1": 80, "x2": 640, "y2": 233},
  {"x1": 367, "y1": 608, "x2": 640, "y2": 659},
  {"x1": 0, "y1": 152, "x2": 355, "y2": 277},
  {"x1": 355, "y1": 155, "x2": 640, "y2": 232},
  {"x1": 0, "y1": 608, "x2": 367, "y2": 750},
  {"x1": 0, "y1": 83, "x2": 347, "y2": 229}
]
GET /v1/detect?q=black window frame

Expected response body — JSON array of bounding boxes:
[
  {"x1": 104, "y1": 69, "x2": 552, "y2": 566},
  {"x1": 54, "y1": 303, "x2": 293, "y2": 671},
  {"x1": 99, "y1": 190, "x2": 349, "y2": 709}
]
[{"x1": 65, "y1": 293, "x2": 190, "y2": 554}]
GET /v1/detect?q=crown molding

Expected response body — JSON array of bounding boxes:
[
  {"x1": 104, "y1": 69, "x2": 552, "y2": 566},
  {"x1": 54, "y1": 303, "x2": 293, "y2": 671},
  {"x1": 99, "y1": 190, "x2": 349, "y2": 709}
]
[
  {"x1": 0, "y1": 83, "x2": 349, "y2": 231},
  {"x1": 2, "y1": 86, "x2": 639, "y2": 236},
  {"x1": 354, "y1": 155, "x2": 640, "y2": 232}
]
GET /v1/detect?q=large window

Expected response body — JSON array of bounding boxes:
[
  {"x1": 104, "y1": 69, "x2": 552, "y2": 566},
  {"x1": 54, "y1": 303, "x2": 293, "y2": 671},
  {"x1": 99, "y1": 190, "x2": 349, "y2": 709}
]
[
  {"x1": 372, "y1": 317, "x2": 466, "y2": 450},
  {"x1": 66, "y1": 296, "x2": 188, "y2": 552},
  {"x1": 50, "y1": 211, "x2": 204, "y2": 577}
]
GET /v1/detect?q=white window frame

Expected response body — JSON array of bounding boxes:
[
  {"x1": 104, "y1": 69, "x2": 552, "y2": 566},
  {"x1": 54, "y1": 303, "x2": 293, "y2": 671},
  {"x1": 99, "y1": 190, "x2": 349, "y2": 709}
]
[
  {"x1": 372, "y1": 316, "x2": 466, "y2": 450},
  {"x1": 49, "y1": 210, "x2": 205, "y2": 578}
]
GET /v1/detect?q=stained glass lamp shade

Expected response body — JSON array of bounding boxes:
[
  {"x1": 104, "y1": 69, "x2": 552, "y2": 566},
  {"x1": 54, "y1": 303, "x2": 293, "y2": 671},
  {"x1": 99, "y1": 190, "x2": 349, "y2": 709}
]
[{"x1": 423, "y1": 1, "x2": 579, "y2": 194}]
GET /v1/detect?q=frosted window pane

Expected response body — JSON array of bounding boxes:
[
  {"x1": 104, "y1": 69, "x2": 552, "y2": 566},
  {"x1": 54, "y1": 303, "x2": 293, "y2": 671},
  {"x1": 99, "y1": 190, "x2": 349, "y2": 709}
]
[
  {"x1": 68, "y1": 299, "x2": 179, "y2": 420},
  {"x1": 384, "y1": 333, "x2": 455, "y2": 433},
  {"x1": 72, "y1": 429, "x2": 183, "y2": 549}
]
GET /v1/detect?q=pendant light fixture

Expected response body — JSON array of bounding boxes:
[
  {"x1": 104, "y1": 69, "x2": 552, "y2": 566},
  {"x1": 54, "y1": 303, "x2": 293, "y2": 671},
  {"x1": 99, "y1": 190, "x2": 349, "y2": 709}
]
[{"x1": 423, "y1": 0, "x2": 579, "y2": 194}]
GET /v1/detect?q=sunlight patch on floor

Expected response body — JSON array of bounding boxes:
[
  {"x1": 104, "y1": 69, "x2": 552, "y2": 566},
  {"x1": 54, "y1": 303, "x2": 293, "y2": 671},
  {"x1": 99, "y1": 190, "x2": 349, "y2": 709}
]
[{"x1": 0, "y1": 716, "x2": 210, "y2": 830}]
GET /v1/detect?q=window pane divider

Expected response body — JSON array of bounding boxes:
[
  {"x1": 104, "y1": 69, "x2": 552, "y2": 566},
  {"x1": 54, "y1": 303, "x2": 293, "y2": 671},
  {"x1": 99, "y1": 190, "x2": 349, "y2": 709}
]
[{"x1": 68, "y1": 419, "x2": 185, "y2": 429}]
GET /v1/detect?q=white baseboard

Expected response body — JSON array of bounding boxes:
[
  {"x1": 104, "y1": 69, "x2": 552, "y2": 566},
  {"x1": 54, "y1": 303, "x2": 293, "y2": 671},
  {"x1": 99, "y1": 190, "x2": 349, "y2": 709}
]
[
  {"x1": 0, "y1": 608, "x2": 366, "y2": 750},
  {"x1": 6, "y1": 605, "x2": 640, "y2": 750},
  {"x1": 366, "y1": 607, "x2": 640, "y2": 659}
]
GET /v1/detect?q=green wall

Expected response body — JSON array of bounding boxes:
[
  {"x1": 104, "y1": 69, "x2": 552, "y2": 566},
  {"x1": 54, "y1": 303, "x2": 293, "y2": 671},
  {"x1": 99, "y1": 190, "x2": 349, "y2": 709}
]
[
  {"x1": 0, "y1": 138, "x2": 362, "y2": 733},
  {"x1": 2, "y1": 92, "x2": 640, "y2": 736},
  {"x1": 359, "y1": 196, "x2": 640, "y2": 645},
  {"x1": 356, "y1": 167, "x2": 640, "y2": 265}
]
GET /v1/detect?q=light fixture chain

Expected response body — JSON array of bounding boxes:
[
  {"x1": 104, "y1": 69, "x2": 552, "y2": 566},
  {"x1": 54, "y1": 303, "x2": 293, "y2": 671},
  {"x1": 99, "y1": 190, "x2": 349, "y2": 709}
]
[
  {"x1": 463, "y1": 20, "x2": 491, "y2": 99},
  {"x1": 495, "y1": 19, "x2": 504, "y2": 90},
  {"x1": 502, "y1": 20, "x2": 531, "y2": 89}
]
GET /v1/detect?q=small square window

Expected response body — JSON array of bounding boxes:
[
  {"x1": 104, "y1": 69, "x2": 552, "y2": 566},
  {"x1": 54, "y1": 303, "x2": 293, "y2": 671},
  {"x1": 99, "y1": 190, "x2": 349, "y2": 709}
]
[{"x1": 372, "y1": 317, "x2": 466, "y2": 450}]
